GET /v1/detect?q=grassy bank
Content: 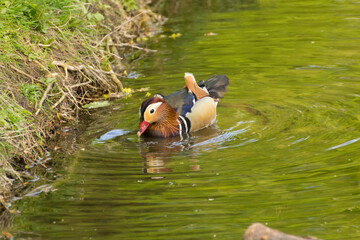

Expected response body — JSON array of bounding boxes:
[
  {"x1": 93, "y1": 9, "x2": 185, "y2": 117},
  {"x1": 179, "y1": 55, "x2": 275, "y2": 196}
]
[{"x1": 0, "y1": 0, "x2": 162, "y2": 207}]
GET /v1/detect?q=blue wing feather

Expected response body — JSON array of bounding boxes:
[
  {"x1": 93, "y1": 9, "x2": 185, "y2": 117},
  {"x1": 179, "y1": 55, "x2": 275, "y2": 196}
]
[
  {"x1": 164, "y1": 88, "x2": 195, "y2": 116},
  {"x1": 164, "y1": 74, "x2": 228, "y2": 116}
]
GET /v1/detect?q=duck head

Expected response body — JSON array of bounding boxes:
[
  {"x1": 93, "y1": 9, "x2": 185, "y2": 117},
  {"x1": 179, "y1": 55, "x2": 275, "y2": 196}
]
[{"x1": 138, "y1": 97, "x2": 179, "y2": 138}]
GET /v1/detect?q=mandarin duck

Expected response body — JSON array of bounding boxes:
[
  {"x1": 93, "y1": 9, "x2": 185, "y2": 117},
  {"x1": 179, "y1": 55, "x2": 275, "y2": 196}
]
[{"x1": 137, "y1": 73, "x2": 229, "y2": 138}]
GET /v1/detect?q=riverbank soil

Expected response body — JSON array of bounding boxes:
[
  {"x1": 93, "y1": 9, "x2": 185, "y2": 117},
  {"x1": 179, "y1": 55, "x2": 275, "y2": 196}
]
[{"x1": 0, "y1": 0, "x2": 163, "y2": 208}]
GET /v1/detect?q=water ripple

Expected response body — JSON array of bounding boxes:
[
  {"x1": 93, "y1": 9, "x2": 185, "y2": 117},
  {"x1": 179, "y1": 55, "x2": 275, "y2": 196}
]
[
  {"x1": 93, "y1": 129, "x2": 130, "y2": 143},
  {"x1": 327, "y1": 137, "x2": 360, "y2": 151}
]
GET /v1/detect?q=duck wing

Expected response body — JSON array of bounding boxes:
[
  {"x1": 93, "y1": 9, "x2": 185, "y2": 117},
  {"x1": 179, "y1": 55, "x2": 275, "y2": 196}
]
[
  {"x1": 198, "y1": 74, "x2": 229, "y2": 99},
  {"x1": 164, "y1": 87, "x2": 195, "y2": 116},
  {"x1": 164, "y1": 74, "x2": 229, "y2": 116}
]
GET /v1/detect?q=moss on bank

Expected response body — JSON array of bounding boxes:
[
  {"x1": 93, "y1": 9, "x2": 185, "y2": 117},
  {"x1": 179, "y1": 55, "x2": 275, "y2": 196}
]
[{"x1": 0, "y1": 0, "x2": 162, "y2": 207}]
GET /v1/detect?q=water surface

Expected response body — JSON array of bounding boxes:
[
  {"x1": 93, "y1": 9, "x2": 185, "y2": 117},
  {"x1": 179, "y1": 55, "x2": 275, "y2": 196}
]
[{"x1": 7, "y1": 0, "x2": 360, "y2": 239}]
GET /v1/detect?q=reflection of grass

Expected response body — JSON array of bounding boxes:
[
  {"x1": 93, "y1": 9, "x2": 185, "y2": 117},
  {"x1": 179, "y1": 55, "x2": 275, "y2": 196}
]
[{"x1": 0, "y1": 0, "x2": 158, "y2": 199}]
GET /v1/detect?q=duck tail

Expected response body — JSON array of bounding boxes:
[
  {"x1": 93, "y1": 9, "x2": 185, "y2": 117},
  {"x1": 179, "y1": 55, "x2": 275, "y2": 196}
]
[
  {"x1": 184, "y1": 73, "x2": 209, "y2": 100},
  {"x1": 198, "y1": 74, "x2": 229, "y2": 99}
]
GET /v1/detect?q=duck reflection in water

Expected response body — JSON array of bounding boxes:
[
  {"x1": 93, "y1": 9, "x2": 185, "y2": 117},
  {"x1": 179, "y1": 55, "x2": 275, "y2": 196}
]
[{"x1": 139, "y1": 126, "x2": 221, "y2": 175}]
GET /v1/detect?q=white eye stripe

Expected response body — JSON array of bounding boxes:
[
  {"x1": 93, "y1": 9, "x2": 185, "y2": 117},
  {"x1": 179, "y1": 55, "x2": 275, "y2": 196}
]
[{"x1": 147, "y1": 102, "x2": 162, "y2": 114}]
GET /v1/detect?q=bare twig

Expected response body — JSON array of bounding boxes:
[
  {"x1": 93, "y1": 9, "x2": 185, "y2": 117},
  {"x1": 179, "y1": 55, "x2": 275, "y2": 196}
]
[
  {"x1": 99, "y1": 23, "x2": 112, "y2": 31},
  {"x1": 89, "y1": 66, "x2": 123, "y2": 77},
  {"x1": 53, "y1": 61, "x2": 95, "y2": 87},
  {"x1": 98, "y1": 49, "x2": 123, "y2": 61},
  {"x1": 64, "y1": 85, "x2": 81, "y2": 109},
  {"x1": 0, "y1": 133, "x2": 33, "y2": 139},
  {"x1": 35, "y1": 82, "x2": 54, "y2": 115},
  {"x1": 80, "y1": 2, "x2": 99, "y2": 20},
  {"x1": 96, "y1": 11, "x2": 146, "y2": 47},
  {"x1": 51, "y1": 93, "x2": 66, "y2": 110},
  {"x1": 52, "y1": 60, "x2": 70, "y2": 80},
  {"x1": 52, "y1": 61, "x2": 101, "y2": 88},
  {"x1": 108, "y1": 42, "x2": 157, "y2": 52},
  {"x1": 38, "y1": 43, "x2": 54, "y2": 47},
  {"x1": 105, "y1": 38, "x2": 124, "y2": 91},
  {"x1": 130, "y1": 17, "x2": 141, "y2": 35},
  {"x1": 51, "y1": 83, "x2": 67, "y2": 110},
  {"x1": 109, "y1": 69, "x2": 124, "y2": 91},
  {"x1": 51, "y1": 22, "x2": 66, "y2": 38},
  {"x1": 9, "y1": 65, "x2": 45, "y2": 85},
  {"x1": 34, "y1": 60, "x2": 51, "y2": 74},
  {"x1": 69, "y1": 80, "x2": 93, "y2": 89},
  {"x1": 118, "y1": 31, "x2": 136, "y2": 39},
  {"x1": 53, "y1": 60, "x2": 85, "y2": 71},
  {"x1": 78, "y1": 90, "x2": 89, "y2": 103}
]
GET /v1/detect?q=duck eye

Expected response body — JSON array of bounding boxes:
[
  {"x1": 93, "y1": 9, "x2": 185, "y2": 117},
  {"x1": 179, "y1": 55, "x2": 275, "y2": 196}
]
[{"x1": 149, "y1": 109, "x2": 155, "y2": 114}]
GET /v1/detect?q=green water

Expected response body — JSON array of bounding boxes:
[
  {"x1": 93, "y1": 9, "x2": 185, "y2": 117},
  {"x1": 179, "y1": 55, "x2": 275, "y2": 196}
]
[{"x1": 6, "y1": 0, "x2": 360, "y2": 239}]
